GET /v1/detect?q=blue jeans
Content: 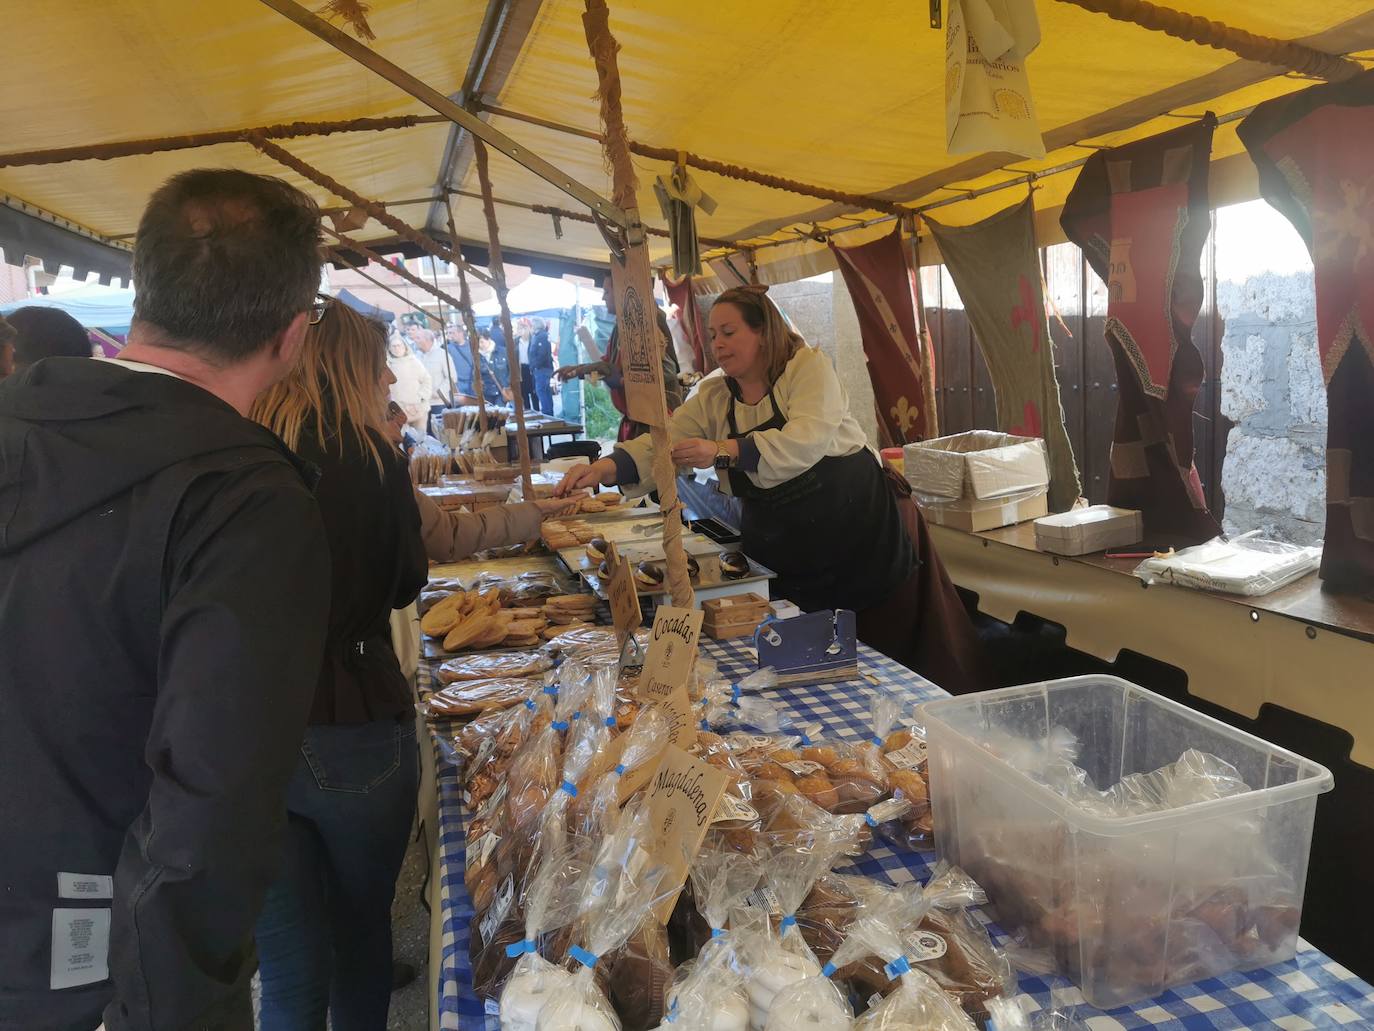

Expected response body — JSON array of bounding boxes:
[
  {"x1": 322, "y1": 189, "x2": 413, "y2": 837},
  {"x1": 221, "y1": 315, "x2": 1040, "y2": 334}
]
[
  {"x1": 256, "y1": 717, "x2": 419, "y2": 1031},
  {"x1": 533, "y1": 367, "x2": 554, "y2": 415}
]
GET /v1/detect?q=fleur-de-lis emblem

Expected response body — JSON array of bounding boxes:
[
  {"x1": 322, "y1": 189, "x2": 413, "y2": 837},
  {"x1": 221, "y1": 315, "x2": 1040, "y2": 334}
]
[{"x1": 890, "y1": 395, "x2": 919, "y2": 437}]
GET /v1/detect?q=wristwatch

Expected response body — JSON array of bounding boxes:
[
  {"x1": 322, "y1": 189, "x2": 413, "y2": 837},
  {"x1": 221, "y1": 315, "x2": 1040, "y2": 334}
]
[{"x1": 713, "y1": 442, "x2": 735, "y2": 471}]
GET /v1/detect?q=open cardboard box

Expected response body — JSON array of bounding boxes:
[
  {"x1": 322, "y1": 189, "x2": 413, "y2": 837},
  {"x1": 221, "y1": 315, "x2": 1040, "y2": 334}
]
[{"x1": 903, "y1": 430, "x2": 1049, "y2": 501}]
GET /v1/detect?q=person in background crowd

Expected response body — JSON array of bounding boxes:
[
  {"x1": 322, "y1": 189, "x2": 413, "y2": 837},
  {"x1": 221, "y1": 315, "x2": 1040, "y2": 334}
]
[
  {"x1": 0, "y1": 168, "x2": 331, "y2": 1031},
  {"x1": 0, "y1": 314, "x2": 14, "y2": 379},
  {"x1": 558, "y1": 286, "x2": 683, "y2": 441},
  {"x1": 446, "y1": 323, "x2": 505, "y2": 407},
  {"x1": 487, "y1": 319, "x2": 512, "y2": 394},
  {"x1": 514, "y1": 315, "x2": 537, "y2": 412},
  {"x1": 386, "y1": 331, "x2": 432, "y2": 435},
  {"x1": 251, "y1": 301, "x2": 427, "y2": 1031},
  {"x1": 481, "y1": 327, "x2": 514, "y2": 402},
  {"x1": 6, "y1": 305, "x2": 93, "y2": 372},
  {"x1": 415, "y1": 321, "x2": 457, "y2": 410},
  {"x1": 528, "y1": 315, "x2": 556, "y2": 415}
]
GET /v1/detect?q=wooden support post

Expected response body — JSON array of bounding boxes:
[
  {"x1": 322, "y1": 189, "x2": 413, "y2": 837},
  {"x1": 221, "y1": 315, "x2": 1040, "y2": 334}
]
[
  {"x1": 582, "y1": 0, "x2": 694, "y2": 608},
  {"x1": 471, "y1": 139, "x2": 535, "y2": 499},
  {"x1": 446, "y1": 195, "x2": 490, "y2": 436}
]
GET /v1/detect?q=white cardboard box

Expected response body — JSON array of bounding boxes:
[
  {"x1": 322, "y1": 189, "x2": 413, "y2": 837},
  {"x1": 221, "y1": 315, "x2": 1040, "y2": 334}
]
[
  {"x1": 1034, "y1": 505, "x2": 1143, "y2": 556},
  {"x1": 919, "y1": 487, "x2": 1049, "y2": 532},
  {"x1": 904, "y1": 430, "x2": 1050, "y2": 501}
]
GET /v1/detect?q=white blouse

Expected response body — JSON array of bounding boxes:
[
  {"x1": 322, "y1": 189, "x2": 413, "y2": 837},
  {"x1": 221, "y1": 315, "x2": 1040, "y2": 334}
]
[{"x1": 615, "y1": 345, "x2": 872, "y2": 495}]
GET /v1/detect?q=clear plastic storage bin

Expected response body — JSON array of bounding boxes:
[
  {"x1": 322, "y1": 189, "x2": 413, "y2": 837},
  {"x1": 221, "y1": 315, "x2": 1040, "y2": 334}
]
[{"x1": 919, "y1": 676, "x2": 1333, "y2": 1008}]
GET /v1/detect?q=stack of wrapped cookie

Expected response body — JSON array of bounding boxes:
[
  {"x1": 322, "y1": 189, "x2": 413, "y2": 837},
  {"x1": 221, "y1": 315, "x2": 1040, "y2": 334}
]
[{"x1": 426, "y1": 617, "x2": 1020, "y2": 1030}]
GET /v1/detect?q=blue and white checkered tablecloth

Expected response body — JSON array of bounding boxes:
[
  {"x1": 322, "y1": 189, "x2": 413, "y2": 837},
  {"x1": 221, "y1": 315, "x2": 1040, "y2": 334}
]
[{"x1": 420, "y1": 638, "x2": 1374, "y2": 1031}]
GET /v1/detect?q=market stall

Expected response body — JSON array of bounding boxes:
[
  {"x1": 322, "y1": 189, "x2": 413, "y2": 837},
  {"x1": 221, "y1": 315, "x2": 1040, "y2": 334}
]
[{"x1": 6, "y1": 2, "x2": 1374, "y2": 1028}]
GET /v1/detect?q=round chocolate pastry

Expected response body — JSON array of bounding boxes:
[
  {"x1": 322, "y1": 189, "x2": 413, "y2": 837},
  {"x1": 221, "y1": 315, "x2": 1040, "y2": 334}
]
[
  {"x1": 597, "y1": 558, "x2": 612, "y2": 580},
  {"x1": 635, "y1": 561, "x2": 666, "y2": 589},
  {"x1": 685, "y1": 554, "x2": 701, "y2": 579},
  {"x1": 719, "y1": 551, "x2": 749, "y2": 578},
  {"x1": 586, "y1": 536, "x2": 610, "y2": 562}
]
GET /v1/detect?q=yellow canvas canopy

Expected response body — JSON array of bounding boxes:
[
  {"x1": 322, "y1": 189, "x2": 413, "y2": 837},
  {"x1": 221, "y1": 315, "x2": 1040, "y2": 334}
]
[{"x1": 2, "y1": 0, "x2": 1373, "y2": 282}]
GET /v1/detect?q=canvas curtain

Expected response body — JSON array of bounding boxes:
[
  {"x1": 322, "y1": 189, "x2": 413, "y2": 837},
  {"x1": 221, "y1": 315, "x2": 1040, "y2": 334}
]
[
  {"x1": 926, "y1": 198, "x2": 1081, "y2": 512},
  {"x1": 1060, "y1": 117, "x2": 1222, "y2": 543},
  {"x1": 1240, "y1": 72, "x2": 1374, "y2": 593},
  {"x1": 831, "y1": 226, "x2": 935, "y2": 445}
]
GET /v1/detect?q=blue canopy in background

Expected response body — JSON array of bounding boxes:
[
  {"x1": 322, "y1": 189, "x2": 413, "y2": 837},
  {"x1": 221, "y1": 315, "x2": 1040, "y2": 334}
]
[{"x1": 0, "y1": 284, "x2": 135, "y2": 334}]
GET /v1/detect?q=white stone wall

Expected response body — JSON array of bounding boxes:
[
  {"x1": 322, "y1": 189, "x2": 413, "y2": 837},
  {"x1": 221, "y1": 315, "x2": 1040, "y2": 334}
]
[{"x1": 1217, "y1": 270, "x2": 1325, "y2": 544}]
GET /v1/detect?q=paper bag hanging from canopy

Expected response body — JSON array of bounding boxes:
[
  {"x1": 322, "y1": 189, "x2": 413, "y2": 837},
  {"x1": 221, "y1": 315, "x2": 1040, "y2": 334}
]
[
  {"x1": 1060, "y1": 116, "x2": 1221, "y2": 543},
  {"x1": 1240, "y1": 73, "x2": 1374, "y2": 592},
  {"x1": 654, "y1": 161, "x2": 716, "y2": 278},
  {"x1": 945, "y1": 0, "x2": 1045, "y2": 159},
  {"x1": 926, "y1": 198, "x2": 1081, "y2": 512},
  {"x1": 830, "y1": 226, "x2": 935, "y2": 445}
]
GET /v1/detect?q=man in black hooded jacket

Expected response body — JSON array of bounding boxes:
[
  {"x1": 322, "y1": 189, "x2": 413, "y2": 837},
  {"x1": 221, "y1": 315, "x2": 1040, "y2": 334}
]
[{"x1": 0, "y1": 169, "x2": 331, "y2": 1031}]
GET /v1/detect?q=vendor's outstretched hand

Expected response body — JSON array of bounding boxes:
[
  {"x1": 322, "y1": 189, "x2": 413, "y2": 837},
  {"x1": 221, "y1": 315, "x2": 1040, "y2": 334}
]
[
  {"x1": 670, "y1": 437, "x2": 718, "y2": 470},
  {"x1": 556, "y1": 365, "x2": 583, "y2": 382},
  {"x1": 556, "y1": 458, "x2": 617, "y2": 496}
]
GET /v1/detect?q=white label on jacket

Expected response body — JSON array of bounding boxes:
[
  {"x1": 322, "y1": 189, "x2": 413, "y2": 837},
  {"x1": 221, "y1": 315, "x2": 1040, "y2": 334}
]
[
  {"x1": 57, "y1": 873, "x2": 113, "y2": 900},
  {"x1": 50, "y1": 908, "x2": 110, "y2": 989}
]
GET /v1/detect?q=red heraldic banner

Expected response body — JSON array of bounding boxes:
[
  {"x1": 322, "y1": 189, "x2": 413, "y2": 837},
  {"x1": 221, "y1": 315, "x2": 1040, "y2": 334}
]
[
  {"x1": 660, "y1": 272, "x2": 711, "y2": 373},
  {"x1": 1060, "y1": 117, "x2": 1222, "y2": 543},
  {"x1": 831, "y1": 226, "x2": 935, "y2": 445},
  {"x1": 1241, "y1": 73, "x2": 1374, "y2": 592}
]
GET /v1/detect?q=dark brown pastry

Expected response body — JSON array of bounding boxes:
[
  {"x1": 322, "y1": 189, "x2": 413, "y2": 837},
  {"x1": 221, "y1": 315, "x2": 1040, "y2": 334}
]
[
  {"x1": 607, "y1": 920, "x2": 674, "y2": 1031},
  {"x1": 635, "y1": 561, "x2": 665, "y2": 589},
  {"x1": 719, "y1": 551, "x2": 749, "y2": 578}
]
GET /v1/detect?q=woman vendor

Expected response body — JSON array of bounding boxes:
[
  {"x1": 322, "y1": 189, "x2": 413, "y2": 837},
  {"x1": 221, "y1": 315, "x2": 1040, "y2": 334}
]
[{"x1": 558, "y1": 284, "x2": 985, "y2": 692}]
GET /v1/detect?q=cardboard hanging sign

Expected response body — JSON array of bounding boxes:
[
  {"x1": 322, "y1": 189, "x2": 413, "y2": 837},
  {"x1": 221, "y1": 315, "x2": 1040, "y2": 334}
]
[
  {"x1": 605, "y1": 541, "x2": 642, "y2": 648},
  {"x1": 610, "y1": 244, "x2": 669, "y2": 428},
  {"x1": 645, "y1": 744, "x2": 731, "y2": 922},
  {"x1": 945, "y1": 0, "x2": 1046, "y2": 159}
]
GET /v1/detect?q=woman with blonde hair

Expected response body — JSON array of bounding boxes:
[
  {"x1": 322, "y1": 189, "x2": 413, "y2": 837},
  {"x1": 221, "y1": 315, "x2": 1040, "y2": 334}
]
[
  {"x1": 559, "y1": 285, "x2": 985, "y2": 691},
  {"x1": 386, "y1": 328, "x2": 432, "y2": 434},
  {"x1": 250, "y1": 300, "x2": 428, "y2": 1030}
]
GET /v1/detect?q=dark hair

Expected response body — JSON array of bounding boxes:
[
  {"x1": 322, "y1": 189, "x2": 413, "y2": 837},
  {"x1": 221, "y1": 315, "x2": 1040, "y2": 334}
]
[
  {"x1": 6, "y1": 307, "x2": 91, "y2": 369},
  {"x1": 131, "y1": 169, "x2": 321, "y2": 364}
]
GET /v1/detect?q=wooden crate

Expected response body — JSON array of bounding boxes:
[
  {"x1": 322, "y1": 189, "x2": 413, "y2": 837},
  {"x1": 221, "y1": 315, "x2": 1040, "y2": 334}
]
[{"x1": 702, "y1": 592, "x2": 770, "y2": 639}]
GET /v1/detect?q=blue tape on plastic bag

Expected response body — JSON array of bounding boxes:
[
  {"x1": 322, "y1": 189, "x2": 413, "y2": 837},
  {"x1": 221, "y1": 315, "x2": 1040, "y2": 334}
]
[
  {"x1": 505, "y1": 939, "x2": 537, "y2": 958},
  {"x1": 569, "y1": 945, "x2": 598, "y2": 969}
]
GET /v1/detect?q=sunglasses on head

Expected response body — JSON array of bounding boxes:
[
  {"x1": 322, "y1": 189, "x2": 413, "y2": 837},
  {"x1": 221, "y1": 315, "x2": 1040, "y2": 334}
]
[{"x1": 309, "y1": 293, "x2": 332, "y2": 325}]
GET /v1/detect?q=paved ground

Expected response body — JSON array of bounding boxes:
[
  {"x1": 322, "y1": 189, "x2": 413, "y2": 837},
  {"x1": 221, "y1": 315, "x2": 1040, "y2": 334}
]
[{"x1": 250, "y1": 824, "x2": 431, "y2": 1029}]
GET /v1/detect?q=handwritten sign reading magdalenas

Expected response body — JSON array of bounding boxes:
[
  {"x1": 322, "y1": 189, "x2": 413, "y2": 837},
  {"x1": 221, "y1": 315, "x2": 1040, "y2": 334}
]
[{"x1": 646, "y1": 745, "x2": 729, "y2": 921}]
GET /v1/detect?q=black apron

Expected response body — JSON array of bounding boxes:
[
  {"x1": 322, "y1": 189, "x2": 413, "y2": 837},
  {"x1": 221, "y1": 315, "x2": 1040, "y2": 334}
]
[{"x1": 725, "y1": 383, "x2": 914, "y2": 613}]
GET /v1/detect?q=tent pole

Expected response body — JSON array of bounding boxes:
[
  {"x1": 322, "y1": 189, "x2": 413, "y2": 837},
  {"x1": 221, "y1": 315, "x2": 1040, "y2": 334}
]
[
  {"x1": 0, "y1": 114, "x2": 444, "y2": 169},
  {"x1": 446, "y1": 195, "x2": 491, "y2": 437},
  {"x1": 257, "y1": 0, "x2": 629, "y2": 227},
  {"x1": 474, "y1": 100, "x2": 912, "y2": 217},
  {"x1": 582, "y1": 0, "x2": 694, "y2": 609},
  {"x1": 1052, "y1": 0, "x2": 1363, "y2": 81},
  {"x1": 326, "y1": 248, "x2": 443, "y2": 327},
  {"x1": 322, "y1": 225, "x2": 468, "y2": 311},
  {"x1": 472, "y1": 138, "x2": 535, "y2": 500}
]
